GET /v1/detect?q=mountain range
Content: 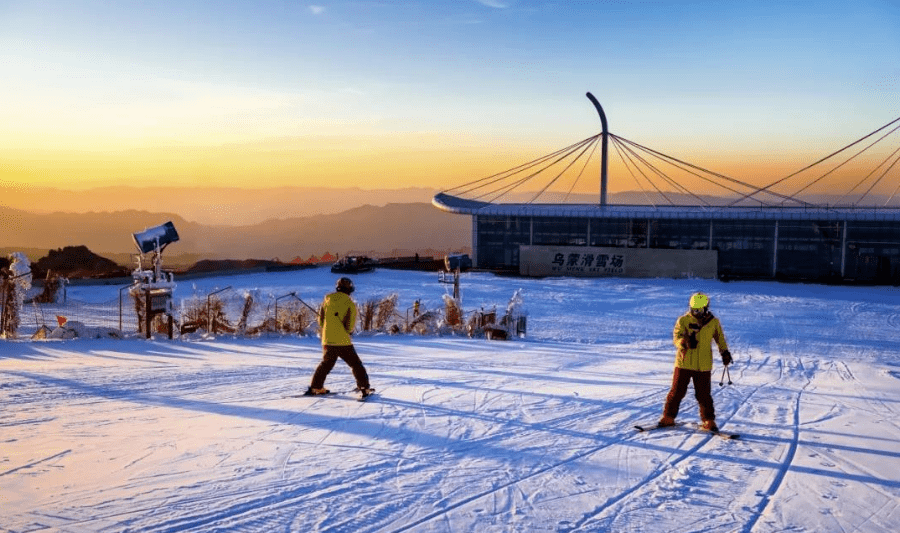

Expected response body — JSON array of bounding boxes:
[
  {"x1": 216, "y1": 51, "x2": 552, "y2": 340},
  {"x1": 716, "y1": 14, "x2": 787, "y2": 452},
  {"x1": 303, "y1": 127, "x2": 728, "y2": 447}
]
[
  {"x1": 0, "y1": 202, "x2": 472, "y2": 268},
  {"x1": 0, "y1": 186, "x2": 440, "y2": 227},
  {"x1": 5, "y1": 185, "x2": 895, "y2": 269}
]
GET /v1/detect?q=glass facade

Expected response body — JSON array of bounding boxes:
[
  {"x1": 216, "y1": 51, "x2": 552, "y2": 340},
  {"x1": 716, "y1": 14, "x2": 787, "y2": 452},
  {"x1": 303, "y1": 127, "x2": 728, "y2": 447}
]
[
  {"x1": 591, "y1": 218, "x2": 647, "y2": 248},
  {"x1": 650, "y1": 219, "x2": 711, "y2": 250},
  {"x1": 533, "y1": 217, "x2": 588, "y2": 246},
  {"x1": 845, "y1": 221, "x2": 900, "y2": 283},
  {"x1": 475, "y1": 216, "x2": 531, "y2": 270},
  {"x1": 776, "y1": 221, "x2": 842, "y2": 281},
  {"x1": 710, "y1": 219, "x2": 775, "y2": 278},
  {"x1": 473, "y1": 213, "x2": 900, "y2": 283}
]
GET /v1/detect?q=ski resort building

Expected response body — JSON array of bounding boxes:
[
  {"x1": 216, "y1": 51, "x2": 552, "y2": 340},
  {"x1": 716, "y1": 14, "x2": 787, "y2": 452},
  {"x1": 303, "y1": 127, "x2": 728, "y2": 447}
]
[
  {"x1": 432, "y1": 95, "x2": 900, "y2": 284},
  {"x1": 432, "y1": 194, "x2": 900, "y2": 283}
]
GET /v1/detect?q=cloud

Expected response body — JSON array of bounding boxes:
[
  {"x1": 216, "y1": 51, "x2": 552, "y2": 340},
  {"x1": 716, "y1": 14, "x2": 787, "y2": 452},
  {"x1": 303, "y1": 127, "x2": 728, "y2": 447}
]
[
  {"x1": 473, "y1": 0, "x2": 510, "y2": 7},
  {"x1": 309, "y1": 5, "x2": 326, "y2": 15}
]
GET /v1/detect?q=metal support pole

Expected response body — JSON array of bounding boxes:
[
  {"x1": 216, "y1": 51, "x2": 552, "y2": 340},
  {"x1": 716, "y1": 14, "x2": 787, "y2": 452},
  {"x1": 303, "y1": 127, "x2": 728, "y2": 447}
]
[
  {"x1": 274, "y1": 291, "x2": 296, "y2": 332},
  {"x1": 773, "y1": 221, "x2": 779, "y2": 278},
  {"x1": 471, "y1": 215, "x2": 479, "y2": 269},
  {"x1": 145, "y1": 289, "x2": 153, "y2": 339},
  {"x1": 586, "y1": 92, "x2": 609, "y2": 207},
  {"x1": 207, "y1": 286, "x2": 232, "y2": 334},
  {"x1": 0, "y1": 281, "x2": 6, "y2": 335},
  {"x1": 119, "y1": 283, "x2": 134, "y2": 334},
  {"x1": 841, "y1": 220, "x2": 848, "y2": 278},
  {"x1": 646, "y1": 218, "x2": 651, "y2": 248}
]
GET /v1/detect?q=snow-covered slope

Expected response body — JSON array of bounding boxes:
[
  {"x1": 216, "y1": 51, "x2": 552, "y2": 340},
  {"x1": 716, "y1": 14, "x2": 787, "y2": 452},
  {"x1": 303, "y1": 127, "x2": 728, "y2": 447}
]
[{"x1": 2, "y1": 269, "x2": 899, "y2": 532}]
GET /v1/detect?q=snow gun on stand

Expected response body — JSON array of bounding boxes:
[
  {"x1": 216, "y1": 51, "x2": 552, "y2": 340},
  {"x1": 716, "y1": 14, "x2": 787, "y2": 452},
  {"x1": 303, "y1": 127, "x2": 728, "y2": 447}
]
[{"x1": 131, "y1": 221, "x2": 180, "y2": 339}]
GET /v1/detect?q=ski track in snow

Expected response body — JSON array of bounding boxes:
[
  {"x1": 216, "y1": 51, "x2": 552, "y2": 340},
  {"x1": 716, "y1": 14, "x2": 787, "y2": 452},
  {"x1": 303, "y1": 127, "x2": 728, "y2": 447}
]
[{"x1": 2, "y1": 270, "x2": 900, "y2": 532}]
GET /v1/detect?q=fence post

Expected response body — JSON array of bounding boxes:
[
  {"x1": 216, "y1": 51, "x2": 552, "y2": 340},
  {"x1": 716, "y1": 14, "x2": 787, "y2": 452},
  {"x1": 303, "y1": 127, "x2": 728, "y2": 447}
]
[
  {"x1": 0, "y1": 281, "x2": 6, "y2": 335},
  {"x1": 207, "y1": 286, "x2": 232, "y2": 334},
  {"x1": 274, "y1": 291, "x2": 301, "y2": 333},
  {"x1": 119, "y1": 283, "x2": 134, "y2": 335}
]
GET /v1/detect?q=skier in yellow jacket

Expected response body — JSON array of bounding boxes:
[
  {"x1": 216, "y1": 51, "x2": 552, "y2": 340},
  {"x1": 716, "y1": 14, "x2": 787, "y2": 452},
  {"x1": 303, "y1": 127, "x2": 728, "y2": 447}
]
[
  {"x1": 305, "y1": 277, "x2": 372, "y2": 398},
  {"x1": 658, "y1": 292, "x2": 732, "y2": 431}
]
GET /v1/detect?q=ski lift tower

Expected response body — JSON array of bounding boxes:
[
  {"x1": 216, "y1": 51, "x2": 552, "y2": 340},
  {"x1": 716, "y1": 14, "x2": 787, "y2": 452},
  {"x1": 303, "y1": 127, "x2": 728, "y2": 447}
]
[{"x1": 131, "y1": 221, "x2": 179, "y2": 339}]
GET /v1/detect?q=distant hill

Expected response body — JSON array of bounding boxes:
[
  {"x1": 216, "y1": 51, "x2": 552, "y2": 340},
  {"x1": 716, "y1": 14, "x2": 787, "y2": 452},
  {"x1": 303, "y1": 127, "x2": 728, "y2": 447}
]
[
  {"x1": 0, "y1": 185, "x2": 439, "y2": 226},
  {"x1": 0, "y1": 203, "x2": 471, "y2": 264},
  {"x1": 30, "y1": 245, "x2": 130, "y2": 279},
  {"x1": 7, "y1": 190, "x2": 891, "y2": 269}
]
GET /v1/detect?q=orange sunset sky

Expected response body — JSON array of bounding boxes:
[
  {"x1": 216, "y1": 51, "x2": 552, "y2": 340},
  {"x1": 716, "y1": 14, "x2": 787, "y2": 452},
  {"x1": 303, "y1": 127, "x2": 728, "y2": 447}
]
[{"x1": 1, "y1": 1, "x2": 898, "y2": 199}]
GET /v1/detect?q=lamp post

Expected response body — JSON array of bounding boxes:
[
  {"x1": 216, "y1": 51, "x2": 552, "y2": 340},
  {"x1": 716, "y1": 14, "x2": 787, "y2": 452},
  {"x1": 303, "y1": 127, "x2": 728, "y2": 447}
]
[{"x1": 586, "y1": 92, "x2": 609, "y2": 207}]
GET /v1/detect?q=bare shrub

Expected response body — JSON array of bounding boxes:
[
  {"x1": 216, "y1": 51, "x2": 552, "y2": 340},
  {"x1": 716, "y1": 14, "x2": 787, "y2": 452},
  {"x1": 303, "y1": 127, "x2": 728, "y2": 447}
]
[
  {"x1": 408, "y1": 310, "x2": 439, "y2": 335},
  {"x1": 33, "y1": 271, "x2": 63, "y2": 304},
  {"x1": 375, "y1": 293, "x2": 399, "y2": 330},
  {"x1": 130, "y1": 286, "x2": 147, "y2": 334},
  {"x1": 1, "y1": 253, "x2": 32, "y2": 339},
  {"x1": 236, "y1": 292, "x2": 255, "y2": 335},
  {"x1": 466, "y1": 308, "x2": 496, "y2": 337},
  {"x1": 360, "y1": 299, "x2": 377, "y2": 331},
  {"x1": 273, "y1": 300, "x2": 316, "y2": 335},
  {"x1": 442, "y1": 294, "x2": 463, "y2": 328},
  {"x1": 179, "y1": 295, "x2": 233, "y2": 334}
]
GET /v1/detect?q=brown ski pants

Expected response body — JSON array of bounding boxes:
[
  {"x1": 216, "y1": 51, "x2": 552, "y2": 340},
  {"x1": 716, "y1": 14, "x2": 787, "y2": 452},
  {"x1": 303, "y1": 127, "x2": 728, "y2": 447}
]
[
  {"x1": 663, "y1": 368, "x2": 715, "y2": 422},
  {"x1": 311, "y1": 344, "x2": 370, "y2": 390}
]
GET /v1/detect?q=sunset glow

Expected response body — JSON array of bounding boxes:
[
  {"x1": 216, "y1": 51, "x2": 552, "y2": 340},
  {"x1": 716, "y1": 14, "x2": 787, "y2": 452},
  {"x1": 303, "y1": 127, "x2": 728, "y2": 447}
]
[{"x1": 1, "y1": 1, "x2": 898, "y2": 194}]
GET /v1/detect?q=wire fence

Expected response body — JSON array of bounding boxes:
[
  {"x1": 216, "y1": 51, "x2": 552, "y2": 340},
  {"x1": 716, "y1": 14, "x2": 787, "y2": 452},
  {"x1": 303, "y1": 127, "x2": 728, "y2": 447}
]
[
  {"x1": 15, "y1": 286, "x2": 323, "y2": 338},
  {"x1": 8, "y1": 283, "x2": 526, "y2": 341},
  {"x1": 18, "y1": 286, "x2": 136, "y2": 335}
]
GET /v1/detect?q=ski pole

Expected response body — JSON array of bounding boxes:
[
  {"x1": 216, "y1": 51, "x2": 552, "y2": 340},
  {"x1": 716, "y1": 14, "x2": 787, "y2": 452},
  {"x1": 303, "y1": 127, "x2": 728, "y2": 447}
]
[{"x1": 719, "y1": 365, "x2": 733, "y2": 386}]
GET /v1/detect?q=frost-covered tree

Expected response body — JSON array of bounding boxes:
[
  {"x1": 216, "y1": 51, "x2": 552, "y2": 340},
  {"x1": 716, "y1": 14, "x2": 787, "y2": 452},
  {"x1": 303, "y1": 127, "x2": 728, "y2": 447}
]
[
  {"x1": 1, "y1": 253, "x2": 33, "y2": 338},
  {"x1": 502, "y1": 289, "x2": 527, "y2": 338}
]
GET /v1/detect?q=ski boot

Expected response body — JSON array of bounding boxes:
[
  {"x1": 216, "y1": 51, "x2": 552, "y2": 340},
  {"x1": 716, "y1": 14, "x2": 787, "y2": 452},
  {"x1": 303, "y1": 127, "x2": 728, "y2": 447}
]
[
  {"x1": 356, "y1": 386, "x2": 375, "y2": 399},
  {"x1": 701, "y1": 419, "x2": 719, "y2": 432},
  {"x1": 657, "y1": 415, "x2": 676, "y2": 428}
]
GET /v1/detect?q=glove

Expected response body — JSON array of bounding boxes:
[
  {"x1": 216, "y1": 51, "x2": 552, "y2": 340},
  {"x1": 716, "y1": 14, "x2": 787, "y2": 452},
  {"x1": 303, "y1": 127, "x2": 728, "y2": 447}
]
[
  {"x1": 686, "y1": 323, "x2": 700, "y2": 349},
  {"x1": 721, "y1": 350, "x2": 732, "y2": 366},
  {"x1": 687, "y1": 332, "x2": 699, "y2": 349}
]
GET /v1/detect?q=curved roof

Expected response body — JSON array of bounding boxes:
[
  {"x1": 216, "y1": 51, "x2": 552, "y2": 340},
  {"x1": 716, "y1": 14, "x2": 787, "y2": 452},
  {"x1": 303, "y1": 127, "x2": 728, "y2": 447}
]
[{"x1": 432, "y1": 192, "x2": 900, "y2": 222}]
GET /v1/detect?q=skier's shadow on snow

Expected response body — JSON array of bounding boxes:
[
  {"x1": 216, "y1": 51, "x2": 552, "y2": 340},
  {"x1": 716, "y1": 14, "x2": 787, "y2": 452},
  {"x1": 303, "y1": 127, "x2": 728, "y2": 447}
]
[
  {"x1": 371, "y1": 361, "x2": 660, "y2": 392},
  {"x1": 9, "y1": 370, "x2": 900, "y2": 491}
]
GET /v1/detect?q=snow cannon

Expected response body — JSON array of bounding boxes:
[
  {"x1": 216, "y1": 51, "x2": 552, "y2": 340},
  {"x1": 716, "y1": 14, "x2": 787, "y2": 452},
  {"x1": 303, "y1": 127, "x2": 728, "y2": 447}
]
[
  {"x1": 133, "y1": 221, "x2": 179, "y2": 255},
  {"x1": 131, "y1": 221, "x2": 179, "y2": 339}
]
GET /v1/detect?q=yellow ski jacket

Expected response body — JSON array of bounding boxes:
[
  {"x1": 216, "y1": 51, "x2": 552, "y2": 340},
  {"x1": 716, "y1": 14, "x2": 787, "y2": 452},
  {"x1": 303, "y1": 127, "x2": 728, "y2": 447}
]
[
  {"x1": 672, "y1": 311, "x2": 729, "y2": 372},
  {"x1": 318, "y1": 291, "x2": 357, "y2": 346}
]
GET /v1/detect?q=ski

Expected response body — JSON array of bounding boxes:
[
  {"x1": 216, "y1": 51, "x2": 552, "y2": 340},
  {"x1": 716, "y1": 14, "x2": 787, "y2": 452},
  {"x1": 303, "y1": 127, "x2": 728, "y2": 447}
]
[
  {"x1": 289, "y1": 388, "x2": 376, "y2": 401},
  {"x1": 695, "y1": 427, "x2": 740, "y2": 440},
  {"x1": 634, "y1": 423, "x2": 739, "y2": 439},
  {"x1": 634, "y1": 423, "x2": 682, "y2": 432},
  {"x1": 287, "y1": 391, "x2": 336, "y2": 398}
]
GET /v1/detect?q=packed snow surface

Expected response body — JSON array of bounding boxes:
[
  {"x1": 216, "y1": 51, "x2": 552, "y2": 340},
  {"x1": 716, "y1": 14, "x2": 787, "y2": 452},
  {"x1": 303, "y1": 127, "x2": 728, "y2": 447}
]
[{"x1": 2, "y1": 268, "x2": 900, "y2": 532}]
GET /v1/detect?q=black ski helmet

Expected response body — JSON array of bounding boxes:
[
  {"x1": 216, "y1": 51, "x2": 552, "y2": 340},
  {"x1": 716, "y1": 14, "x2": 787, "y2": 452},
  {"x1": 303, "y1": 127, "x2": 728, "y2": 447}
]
[{"x1": 336, "y1": 277, "x2": 355, "y2": 294}]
